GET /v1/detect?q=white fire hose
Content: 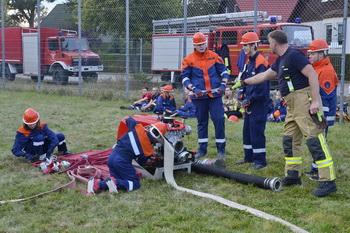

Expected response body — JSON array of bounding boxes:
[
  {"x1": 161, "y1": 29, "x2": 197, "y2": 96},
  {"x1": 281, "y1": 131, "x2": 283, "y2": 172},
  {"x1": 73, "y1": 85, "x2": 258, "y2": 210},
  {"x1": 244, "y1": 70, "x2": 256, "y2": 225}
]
[{"x1": 162, "y1": 138, "x2": 308, "y2": 233}]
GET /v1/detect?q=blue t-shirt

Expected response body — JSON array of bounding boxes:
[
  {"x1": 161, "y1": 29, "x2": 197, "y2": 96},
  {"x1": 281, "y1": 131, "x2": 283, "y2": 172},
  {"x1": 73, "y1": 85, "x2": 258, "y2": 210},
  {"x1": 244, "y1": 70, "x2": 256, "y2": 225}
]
[{"x1": 271, "y1": 47, "x2": 310, "y2": 97}]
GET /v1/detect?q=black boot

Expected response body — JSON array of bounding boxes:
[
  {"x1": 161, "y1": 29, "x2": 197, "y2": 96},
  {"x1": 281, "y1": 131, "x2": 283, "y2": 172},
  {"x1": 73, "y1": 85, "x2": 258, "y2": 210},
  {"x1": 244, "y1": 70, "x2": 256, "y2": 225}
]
[
  {"x1": 312, "y1": 180, "x2": 337, "y2": 197},
  {"x1": 282, "y1": 170, "x2": 302, "y2": 186}
]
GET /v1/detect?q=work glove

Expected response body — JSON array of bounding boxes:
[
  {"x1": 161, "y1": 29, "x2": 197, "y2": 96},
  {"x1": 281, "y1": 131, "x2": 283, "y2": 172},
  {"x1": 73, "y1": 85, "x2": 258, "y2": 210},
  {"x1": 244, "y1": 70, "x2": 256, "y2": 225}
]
[
  {"x1": 39, "y1": 153, "x2": 51, "y2": 161},
  {"x1": 24, "y1": 153, "x2": 36, "y2": 161},
  {"x1": 242, "y1": 99, "x2": 250, "y2": 109},
  {"x1": 217, "y1": 82, "x2": 226, "y2": 94},
  {"x1": 232, "y1": 81, "x2": 243, "y2": 90},
  {"x1": 310, "y1": 111, "x2": 328, "y2": 130},
  {"x1": 192, "y1": 87, "x2": 204, "y2": 97}
]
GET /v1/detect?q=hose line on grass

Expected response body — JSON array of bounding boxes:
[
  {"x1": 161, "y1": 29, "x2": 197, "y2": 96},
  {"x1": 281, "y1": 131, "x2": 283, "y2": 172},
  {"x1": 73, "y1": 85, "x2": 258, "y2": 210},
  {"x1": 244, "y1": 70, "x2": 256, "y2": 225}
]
[{"x1": 163, "y1": 138, "x2": 309, "y2": 233}]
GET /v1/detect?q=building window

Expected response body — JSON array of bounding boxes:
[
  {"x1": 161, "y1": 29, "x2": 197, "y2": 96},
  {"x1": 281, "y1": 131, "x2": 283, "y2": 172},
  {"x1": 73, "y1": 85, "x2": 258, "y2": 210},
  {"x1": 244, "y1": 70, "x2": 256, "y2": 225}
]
[
  {"x1": 338, "y1": 24, "x2": 343, "y2": 45},
  {"x1": 326, "y1": 25, "x2": 332, "y2": 45}
]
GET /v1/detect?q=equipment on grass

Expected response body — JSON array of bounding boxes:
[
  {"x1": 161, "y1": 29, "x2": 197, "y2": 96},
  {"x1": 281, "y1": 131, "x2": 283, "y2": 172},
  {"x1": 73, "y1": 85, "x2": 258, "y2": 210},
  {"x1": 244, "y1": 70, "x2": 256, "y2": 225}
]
[
  {"x1": 39, "y1": 155, "x2": 71, "y2": 174},
  {"x1": 117, "y1": 114, "x2": 195, "y2": 179},
  {"x1": 191, "y1": 163, "x2": 282, "y2": 191}
]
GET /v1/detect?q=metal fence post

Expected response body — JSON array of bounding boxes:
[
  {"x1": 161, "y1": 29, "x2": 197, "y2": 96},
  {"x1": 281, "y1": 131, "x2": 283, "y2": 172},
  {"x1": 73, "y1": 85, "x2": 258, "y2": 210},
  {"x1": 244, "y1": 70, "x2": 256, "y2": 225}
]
[
  {"x1": 1, "y1": 0, "x2": 5, "y2": 90},
  {"x1": 339, "y1": 0, "x2": 348, "y2": 123},
  {"x1": 37, "y1": 0, "x2": 41, "y2": 91},
  {"x1": 78, "y1": 0, "x2": 83, "y2": 96},
  {"x1": 125, "y1": 0, "x2": 130, "y2": 99}
]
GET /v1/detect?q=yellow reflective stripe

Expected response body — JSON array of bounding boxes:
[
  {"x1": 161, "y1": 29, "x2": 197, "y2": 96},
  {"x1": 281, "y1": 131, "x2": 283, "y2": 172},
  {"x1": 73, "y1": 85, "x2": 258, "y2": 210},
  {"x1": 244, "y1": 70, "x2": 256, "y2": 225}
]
[
  {"x1": 285, "y1": 157, "x2": 302, "y2": 164},
  {"x1": 317, "y1": 133, "x2": 336, "y2": 179},
  {"x1": 318, "y1": 134, "x2": 331, "y2": 159},
  {"x1": 316, "y1": 158, "x2": 333, "y2": 168},
  {"x1": 224, "y1": 57, "x2": 229, "y2": 66}
]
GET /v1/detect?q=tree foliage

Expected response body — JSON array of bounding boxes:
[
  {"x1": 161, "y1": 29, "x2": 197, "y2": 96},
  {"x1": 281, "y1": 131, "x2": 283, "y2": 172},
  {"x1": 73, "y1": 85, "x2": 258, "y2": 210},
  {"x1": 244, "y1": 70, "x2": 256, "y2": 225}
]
[
  {"x1": 187, "y1": 0, "x2": 223, "y2": 17},
  {"x1": 69, "y1": 0, "x2": 183, "y2": 39},
  {"x1": 7, "y1": 0, "x2": 55, "y2": 27}
]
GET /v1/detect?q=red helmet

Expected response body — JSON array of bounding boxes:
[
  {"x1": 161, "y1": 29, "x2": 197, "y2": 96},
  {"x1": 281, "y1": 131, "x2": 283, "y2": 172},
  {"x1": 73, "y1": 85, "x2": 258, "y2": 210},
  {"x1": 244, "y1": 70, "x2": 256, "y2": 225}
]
[
  {"x1": 240, "y1": 32, "x2": 260, "y2": 45},
  {"x1": 149, "y1": 122, "x2": 167, "y2": 139},
  {"x1": 228, "y1": 115, "x2": 239, "y2": 122},
  {"x1": 23, "y1": 108, "x2": 40, "y2": 125},
  {"x1": 192, "y1": 32, "x2": 207, "y2": 45},
  {"x1": 163, "y1": 85, "x2": 173, "y2": 92},
  {"x1": 308, "y1": 39, "x2": 329, "y2": 53}
]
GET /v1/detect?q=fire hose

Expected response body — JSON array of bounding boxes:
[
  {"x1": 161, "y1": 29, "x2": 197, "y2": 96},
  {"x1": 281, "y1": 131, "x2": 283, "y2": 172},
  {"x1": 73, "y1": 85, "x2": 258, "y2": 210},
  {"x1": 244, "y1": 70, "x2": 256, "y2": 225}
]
[
  {"x1": 191, "y1": 163, "x2": 282, "y2": 191},
  {"x1": 162, "y1": 138, "x2": 309, "y2": 233}
]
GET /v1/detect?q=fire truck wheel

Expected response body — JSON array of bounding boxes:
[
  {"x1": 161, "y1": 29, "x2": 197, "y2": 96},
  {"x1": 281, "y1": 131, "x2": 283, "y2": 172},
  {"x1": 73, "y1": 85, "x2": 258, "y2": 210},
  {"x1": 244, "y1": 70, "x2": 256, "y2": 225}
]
[
  {"x1": 31, "y1": 76, "x2": 45, "y2": 82},
  {"x1": 82, "y1": 73, "x2": 98, "y2": 83},
  {"x1": 52, "y1": 67, "x2": 68, "y2": 85},
  {"x1": 1, "y1": 66, "x2": 15, "y2": 81}
]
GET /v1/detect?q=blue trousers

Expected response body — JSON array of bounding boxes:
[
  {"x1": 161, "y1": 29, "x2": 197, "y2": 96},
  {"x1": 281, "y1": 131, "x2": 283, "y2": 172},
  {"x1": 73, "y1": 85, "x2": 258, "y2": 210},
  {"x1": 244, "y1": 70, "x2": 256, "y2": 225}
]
[
  {"x1": 100, "y1": 151, "x2": 140, "y2": 191},
  {"x1": 243, "y1": 104, "x2": 267, "y2": 165},
  {"x1": 192, "y1": 97, "x2": 225, "y2": 155},
  {"x1": 25, "y1": 133, "x2": 67, "y2": 155}
]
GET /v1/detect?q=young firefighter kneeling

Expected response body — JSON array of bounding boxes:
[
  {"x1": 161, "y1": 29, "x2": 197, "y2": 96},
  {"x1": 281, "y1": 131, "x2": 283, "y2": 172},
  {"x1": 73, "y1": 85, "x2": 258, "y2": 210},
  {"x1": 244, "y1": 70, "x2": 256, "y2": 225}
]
[{"x1": 87, "y1": 117, "x2": 166, "y2": 195}]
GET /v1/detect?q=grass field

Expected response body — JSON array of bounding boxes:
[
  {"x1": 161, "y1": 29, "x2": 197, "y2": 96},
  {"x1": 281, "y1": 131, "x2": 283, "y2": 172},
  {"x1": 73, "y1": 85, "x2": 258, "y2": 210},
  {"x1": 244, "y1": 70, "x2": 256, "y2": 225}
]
[{"x1": 0, "y1": 85, "x2": 350, "y2": 233}]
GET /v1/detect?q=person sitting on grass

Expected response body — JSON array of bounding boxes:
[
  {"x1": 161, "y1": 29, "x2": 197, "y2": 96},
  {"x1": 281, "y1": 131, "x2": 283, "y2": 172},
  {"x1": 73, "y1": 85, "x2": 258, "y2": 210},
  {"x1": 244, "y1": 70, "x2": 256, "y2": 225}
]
[
  {"x1": 153, "y1": 85, "x2": 177, "y2": 116},
  {"x1": 87, "y1": 117, "x2": 166, "y2": 195},
  {"x1": 140, "y1": 87, "x2": 160, "y2": 112},
  {"x1": 12, "y1": 108, "x2": 70, "y2": 162},
  {"x1": 222, "y1": 87, "x2": 243, "y2": 119},
  {"x1": 170, "y1": 88, "x2": 196, "y2": 118},
  {"x1": 267, "y1": 90, "x2": 287, "y2": 122},
  {"x1": 120, "y1": 87, "x2": 152, "y2": 110}
]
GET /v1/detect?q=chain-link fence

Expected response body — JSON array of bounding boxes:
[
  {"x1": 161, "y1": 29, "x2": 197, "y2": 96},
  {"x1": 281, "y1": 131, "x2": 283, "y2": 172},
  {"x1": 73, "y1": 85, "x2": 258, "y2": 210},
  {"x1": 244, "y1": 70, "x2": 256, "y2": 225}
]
[{"x1": 0, "y1": 0, "x2": 349, "y2": 102}]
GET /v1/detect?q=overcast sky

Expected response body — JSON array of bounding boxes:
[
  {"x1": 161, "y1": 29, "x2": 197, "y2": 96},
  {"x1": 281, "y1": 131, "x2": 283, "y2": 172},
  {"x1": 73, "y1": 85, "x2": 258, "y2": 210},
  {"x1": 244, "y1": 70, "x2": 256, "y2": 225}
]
[{"x1": 43, "y1": 0, "x2": 66, "y2": 12}]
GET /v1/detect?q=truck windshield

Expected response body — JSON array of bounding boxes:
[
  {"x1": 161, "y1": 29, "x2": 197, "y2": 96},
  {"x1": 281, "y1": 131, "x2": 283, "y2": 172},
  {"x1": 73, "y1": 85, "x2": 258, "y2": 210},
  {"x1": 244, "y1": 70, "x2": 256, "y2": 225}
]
[
  {"x1": 61, "y1": 37, "x2": 90, "y2": 51},
  {"x1": 281, "y1": 25, "x2": 313, "y2": 48}
]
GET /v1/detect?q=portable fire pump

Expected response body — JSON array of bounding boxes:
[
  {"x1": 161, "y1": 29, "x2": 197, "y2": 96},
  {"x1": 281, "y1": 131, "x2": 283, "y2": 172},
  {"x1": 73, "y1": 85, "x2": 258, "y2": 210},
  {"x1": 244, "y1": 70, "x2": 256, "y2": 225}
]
[{"x1": 117, "y1": 114, "x2": 195, "y2": 179}]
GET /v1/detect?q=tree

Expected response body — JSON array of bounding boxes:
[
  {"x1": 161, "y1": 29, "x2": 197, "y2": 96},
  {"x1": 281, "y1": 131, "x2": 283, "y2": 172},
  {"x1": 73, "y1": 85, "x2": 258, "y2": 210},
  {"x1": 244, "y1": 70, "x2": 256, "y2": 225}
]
[
  {"x1": 7, "y1": 0, "x2": 56, "y2": 27},
  {"x1": 66, "y1": 0, "x2": 183, "y2": 39},
  {"x1": 187, "y1": 0, "x2": 222, "y2": 17}
]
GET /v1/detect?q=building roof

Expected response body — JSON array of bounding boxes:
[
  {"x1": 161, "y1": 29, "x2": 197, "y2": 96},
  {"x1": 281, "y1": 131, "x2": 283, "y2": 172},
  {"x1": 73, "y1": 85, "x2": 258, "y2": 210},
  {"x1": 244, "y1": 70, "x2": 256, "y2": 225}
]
[
  {"x1": 41, "y1": 4, "x2": 74, "y2": 29},
  {"x1": 235, "y1": 0, "x2": 299, "y2": 22}
]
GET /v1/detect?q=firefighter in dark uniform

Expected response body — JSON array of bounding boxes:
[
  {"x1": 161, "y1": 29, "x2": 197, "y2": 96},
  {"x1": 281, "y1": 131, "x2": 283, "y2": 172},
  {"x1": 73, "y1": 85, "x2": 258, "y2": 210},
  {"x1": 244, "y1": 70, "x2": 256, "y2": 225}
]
[
  {"x1": 181, "y1": 32, "x2": 229, "y2": 159},
  {"x1": 87, "y1": 117, "x2": 167, "y2": 194},
  {"x1": 12, "y1": 108, "x2": 69, "y2": 162},
  {"x1": 232, "y1": 30, "x2": 337, "y2": 197},
  {"x1": 235, "y1": 32, "x2": 270, "y2": 170}
]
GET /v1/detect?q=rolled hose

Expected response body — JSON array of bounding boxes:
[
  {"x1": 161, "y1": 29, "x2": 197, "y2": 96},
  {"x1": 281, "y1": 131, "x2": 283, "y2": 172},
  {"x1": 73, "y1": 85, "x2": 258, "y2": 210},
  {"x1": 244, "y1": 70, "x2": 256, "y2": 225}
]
[{"x1": 191, "y1": 163, "x2": 282, "y2": 192}]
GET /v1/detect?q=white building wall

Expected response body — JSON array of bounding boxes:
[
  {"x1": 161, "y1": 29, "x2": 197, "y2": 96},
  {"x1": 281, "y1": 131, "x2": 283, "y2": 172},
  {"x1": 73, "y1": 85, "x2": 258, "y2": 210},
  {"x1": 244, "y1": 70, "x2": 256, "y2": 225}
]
[{"x1": 305, "y1": 17, "x2": 350, "y2": 54}]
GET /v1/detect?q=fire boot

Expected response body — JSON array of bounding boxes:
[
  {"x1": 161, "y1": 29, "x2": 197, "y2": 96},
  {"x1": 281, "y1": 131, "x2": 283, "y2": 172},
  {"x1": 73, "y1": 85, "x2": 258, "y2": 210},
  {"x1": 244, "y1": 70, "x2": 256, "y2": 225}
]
[
  {"x1": 312, "y1": 180, "x2": 337, "y2": 197},
  {"x1": 282, "y1": 170, "x2": 302, "y2": 186}
]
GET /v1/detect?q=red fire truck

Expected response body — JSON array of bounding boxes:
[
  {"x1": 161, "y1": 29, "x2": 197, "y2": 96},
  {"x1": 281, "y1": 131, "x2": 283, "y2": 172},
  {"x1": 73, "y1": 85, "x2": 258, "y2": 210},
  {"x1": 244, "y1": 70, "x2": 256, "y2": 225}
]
[
  {"x1": 151, "y1": 11, "x2": 314, "y2": 87},
  {"x1": 0, "y1": 27, "x2": 103, "y2": 84}
]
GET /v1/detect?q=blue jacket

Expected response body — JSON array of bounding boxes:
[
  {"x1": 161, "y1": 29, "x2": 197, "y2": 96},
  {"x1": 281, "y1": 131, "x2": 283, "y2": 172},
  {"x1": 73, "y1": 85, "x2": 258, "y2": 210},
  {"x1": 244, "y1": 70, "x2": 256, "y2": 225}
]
[
  {"x1": 114, "y1": 117, "x2": 154, "y2": 164},
  {"x1": 12, "y1": 122, "x2": 58, "y2": 157},
  {"x1": 181, "y1": 49, "x2": 229, "y2": 100},
  {"x1": 242, "y1": 52, "x2": 270, "y2": 105},
  {"x1": 153, "y1": 93, "x2": 177, "y2": 114},
  {"x1": 174, "y1": 97, "x2": 196, "y2": 118}
]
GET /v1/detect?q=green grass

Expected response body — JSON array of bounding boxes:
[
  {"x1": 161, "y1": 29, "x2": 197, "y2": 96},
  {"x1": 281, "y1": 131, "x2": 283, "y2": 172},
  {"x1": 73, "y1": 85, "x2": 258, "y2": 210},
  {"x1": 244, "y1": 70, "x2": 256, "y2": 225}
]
[{"x1": 0, "y1": 87, "x2": 350, "y2": 233}]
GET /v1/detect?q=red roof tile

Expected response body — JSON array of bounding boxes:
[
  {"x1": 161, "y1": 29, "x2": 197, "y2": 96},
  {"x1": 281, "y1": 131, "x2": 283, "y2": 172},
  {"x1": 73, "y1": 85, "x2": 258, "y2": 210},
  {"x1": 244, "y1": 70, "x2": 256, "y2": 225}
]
[{"x1": 235, "y1": 0, "x2": 299, "y2": 22}]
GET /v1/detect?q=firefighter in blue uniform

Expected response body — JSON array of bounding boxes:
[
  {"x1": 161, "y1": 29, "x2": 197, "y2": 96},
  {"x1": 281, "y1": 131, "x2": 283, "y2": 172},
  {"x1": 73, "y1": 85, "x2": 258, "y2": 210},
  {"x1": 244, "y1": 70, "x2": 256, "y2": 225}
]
[
  {"x1": 153, "y1": 85, "x2": 177, "y2": 116},
  {"x1": 87, "y1": 117, "x2": 167, "y2": 194},
  {"x1": 12, "y1": 108, "x2": 69, "y2": 162},
  {"x1": 235, "y1": 32, "x2": 270, "y2": 169},
  {"x1": 181, "y1": 32, "x2": 229, "y2": 159}
]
